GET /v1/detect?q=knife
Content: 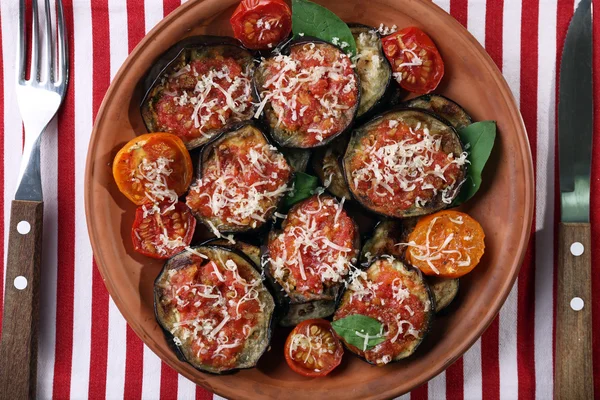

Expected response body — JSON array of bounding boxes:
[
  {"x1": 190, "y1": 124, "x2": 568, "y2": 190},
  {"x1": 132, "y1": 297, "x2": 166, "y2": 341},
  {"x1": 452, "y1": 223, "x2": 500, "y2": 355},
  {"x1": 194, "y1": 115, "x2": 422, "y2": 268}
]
[{"x1": 556, "y1": 0, "x2": 594, "y2": 398}]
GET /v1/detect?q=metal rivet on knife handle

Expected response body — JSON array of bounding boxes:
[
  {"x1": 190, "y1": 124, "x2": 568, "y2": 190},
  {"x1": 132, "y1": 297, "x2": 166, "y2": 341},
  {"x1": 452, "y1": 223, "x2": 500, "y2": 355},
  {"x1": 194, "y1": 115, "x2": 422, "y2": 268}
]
[{"x1": 569, "y1": 242, "x2": 584, "y2": 256}]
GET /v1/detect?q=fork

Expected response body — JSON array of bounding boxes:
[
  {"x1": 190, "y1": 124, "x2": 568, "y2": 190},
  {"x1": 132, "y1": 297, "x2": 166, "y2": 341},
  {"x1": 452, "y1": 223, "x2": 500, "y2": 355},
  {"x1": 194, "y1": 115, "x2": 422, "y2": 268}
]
[{"x1": 0, "y1": 0, "x2": 68, "y2": 398}]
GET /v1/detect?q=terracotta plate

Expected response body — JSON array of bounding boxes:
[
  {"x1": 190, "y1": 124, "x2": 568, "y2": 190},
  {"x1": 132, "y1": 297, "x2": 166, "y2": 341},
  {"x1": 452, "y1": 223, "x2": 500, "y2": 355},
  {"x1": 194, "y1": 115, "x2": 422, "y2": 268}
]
[{"x1": 85, "y1": 0, "x2": 534, "y2": 398}]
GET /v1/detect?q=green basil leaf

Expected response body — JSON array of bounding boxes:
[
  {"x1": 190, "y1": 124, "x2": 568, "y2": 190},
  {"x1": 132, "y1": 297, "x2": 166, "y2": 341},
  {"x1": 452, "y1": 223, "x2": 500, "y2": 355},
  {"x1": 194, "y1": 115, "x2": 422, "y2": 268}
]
[
  {"x1": 283, "y1": 172, "x2": 319, "y2": 210},
  {"x1": 291, "y1": 0, "x2": 357, "y2": 56},
  {"x1": 331, "y1": 314, "x2": 386, "y2": 351},
  {"x1": 452, "y1": 121, "x2": 497, "y2": 206}
]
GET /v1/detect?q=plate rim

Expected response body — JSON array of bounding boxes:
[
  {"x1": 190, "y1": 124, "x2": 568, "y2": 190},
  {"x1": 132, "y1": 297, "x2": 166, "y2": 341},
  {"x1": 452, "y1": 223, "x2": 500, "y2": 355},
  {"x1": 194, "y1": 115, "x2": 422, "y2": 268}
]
[{"x1": 84, "y1": 0, "x2": 535, "y2": 397}]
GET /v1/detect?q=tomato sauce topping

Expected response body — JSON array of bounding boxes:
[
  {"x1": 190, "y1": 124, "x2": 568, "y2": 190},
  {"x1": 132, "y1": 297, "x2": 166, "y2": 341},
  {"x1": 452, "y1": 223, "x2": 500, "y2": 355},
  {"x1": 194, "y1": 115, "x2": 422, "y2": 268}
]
[
  {"x1": 267, "y1": 195, "x2": 358, "y2": 297},
  {"x1": 348, "y1": 118, "x2": 467, "y2": 214},
  {"x1": 162, "y1": 253, "x2": 266, "y2": 369},
  {"x1": 335, "y1": 258, "x2": 430, "y2": 365},
  {"x1": 153, "y1": 56, "x2": 254, "y2": 145},
  {"x1": 186, "y1": 129, "x2": 292, "y2": 230},
  {"x1": 257, "y1": 43, "x2": 358, "y2": 146}
]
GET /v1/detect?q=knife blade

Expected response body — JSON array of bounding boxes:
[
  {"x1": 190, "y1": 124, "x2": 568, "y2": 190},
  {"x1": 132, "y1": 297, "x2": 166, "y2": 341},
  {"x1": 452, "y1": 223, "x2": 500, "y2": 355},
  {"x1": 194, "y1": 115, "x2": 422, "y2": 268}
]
[{"x1": 555, "y1": 0, "x2": 594, "y2": 398}]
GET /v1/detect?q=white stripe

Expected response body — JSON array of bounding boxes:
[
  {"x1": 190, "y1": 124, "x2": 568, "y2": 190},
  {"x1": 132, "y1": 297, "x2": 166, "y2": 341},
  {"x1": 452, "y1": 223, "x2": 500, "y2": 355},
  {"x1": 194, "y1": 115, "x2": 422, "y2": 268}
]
[
  {"x1": 141, "y1": 345, "x2": 162, "y2": 400},
  {"x1": 394, "y1": 394, "x2": 410, "y2": 400},
  {"x1": 497, "y1": 0, "x2": 522, "y2": 398},
  {"x1": 178, "y1": 374, "x2": 197, "y2": 400},
  {"x1": 463, "y1": 339, "x2": 483, "y2": 400},
  {"x1": 105, "y1": 1, "x2": 129, "y2": 398},
  {"x1": 535, "y1": 0, "x2": 558, "y2": 399},
  {"x1": 144, "y1": 0, "x2": 164, "y2": 33},
  {"x1": 467, "y1": 0, "x2": 487, "y2": 46},
  {"x1": 428, "y1": 371, "x2": 446, "y2": 400},
  {"x1": 214, "y1": 395, "x2": 228, "y2": 400},
  {"x1": 70, "y1": 0, "x2": 94, "y2": 397},
  {"x1": 433, "y1": 0, "x2": 451, "y2": 14},
  {"x1": 1, "y1": 0, "x2": 24, "y2": 297},
  {"x1": 37, "y1": 0, "x2": 60, "y2": 394}
]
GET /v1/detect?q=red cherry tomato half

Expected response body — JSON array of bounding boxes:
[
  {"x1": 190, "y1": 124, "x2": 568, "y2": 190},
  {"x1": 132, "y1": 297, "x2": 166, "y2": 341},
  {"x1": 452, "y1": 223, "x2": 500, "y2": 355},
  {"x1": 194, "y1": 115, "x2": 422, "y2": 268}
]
[
  {"x1": 284, "y1": 319, "x2": 344, "y2": 377},
  {"x1": 382, "y1": 27, "x2": 445, "y2": 94},
  {"x1": 230, "y1": 0, "x2": 292, "y2": 50},
  {"x1": 131, "y1": 201, "x2": 196, "y2": 259}
]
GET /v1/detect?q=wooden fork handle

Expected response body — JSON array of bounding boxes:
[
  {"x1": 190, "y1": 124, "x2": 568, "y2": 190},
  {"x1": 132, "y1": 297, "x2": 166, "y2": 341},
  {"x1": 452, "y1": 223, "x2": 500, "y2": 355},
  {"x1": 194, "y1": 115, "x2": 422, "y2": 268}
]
[
  {"x1": 0, "y1": 200, "x2": 43, "y2": 400},
  {"x1": 554, "y1": 222, "x2": 594, "y2": 400}
]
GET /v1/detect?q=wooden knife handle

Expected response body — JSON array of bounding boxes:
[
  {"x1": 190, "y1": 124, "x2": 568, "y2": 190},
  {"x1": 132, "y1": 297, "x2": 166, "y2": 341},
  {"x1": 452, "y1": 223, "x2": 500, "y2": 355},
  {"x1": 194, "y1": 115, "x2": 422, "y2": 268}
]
[
  {"x1": 555, "y1": 222, "x2": 594, "y2": 400},
  {"x1": 0, "y1": 200, "x2": 43, "y2": 400}
]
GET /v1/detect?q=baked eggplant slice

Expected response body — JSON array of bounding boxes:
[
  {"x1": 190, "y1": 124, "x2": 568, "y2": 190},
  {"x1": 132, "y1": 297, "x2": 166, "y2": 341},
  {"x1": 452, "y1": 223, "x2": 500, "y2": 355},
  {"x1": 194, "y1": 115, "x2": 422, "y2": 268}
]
[
  {"x1": 202, "y1": 238, "x2": 261, "y2": 267},
  {"x1": 428, "y1": 276, "x2": 459, "y2": 312},
  {"x1": 154, "y1": 245, "x2": 275, "y2": 374},
  {"x1": 141, "y1": 36, "x2": 256, "y2": 150},
  {"x1": 360, "y1": 220, "x2": 459, "y2": 312},
  {"x1": 186, "y1": 123, "x2": 293, "y2": 234},
  {"x1": 343, "y1": 108, "x2": 468, "y2": 218},
  {"x1": 253, "y1": 39, "x2": 360, "y2": 148},
  {"x1": 263, "y1": 194, "x2": 360, "y2": 326},
  {"x1": 405, "y1": 94, "x2": 473, "y2": 130},
  {"x1": 312, "y1": 136, "x2": 352, "y2": 199},
  {"x1": 334, "y1": 256, "x2": 434, "y2": 364},
  {"x1": 349, "y1": 24, "x2": 393, "y2": 119},
  {"x1": 280, "y1": 148, "x2": 311, "y2": 173}
]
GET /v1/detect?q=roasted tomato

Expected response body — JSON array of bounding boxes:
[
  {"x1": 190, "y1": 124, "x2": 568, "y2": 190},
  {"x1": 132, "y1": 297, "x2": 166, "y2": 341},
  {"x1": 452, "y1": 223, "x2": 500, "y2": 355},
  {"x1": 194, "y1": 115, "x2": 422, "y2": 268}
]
[
  {"x1": 284, "y1": 319, "x2": 344, "y2": 377},
  {"x1": 131, "y1": 201, "x2": 196, "y2": 259},
  {"x1": 112, "y1": 133, "x2": 193, "y2": 205},
  {"x1": 405, "y1": 210, "x2": 485, "y2": 278},
  {"x1": 382, "y1": 27, "x2": 444, "y2": 94},
  {"x1": 230, "y1": 0, "x2": 292, "y2": 50}
]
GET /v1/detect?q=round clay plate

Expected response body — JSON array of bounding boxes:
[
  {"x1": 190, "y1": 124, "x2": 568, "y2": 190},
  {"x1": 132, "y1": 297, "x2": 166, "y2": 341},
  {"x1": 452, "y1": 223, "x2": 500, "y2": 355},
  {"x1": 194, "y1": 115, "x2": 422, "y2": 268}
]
[{"x1": 85, "y1": 0, "x2": 534, "y2": 398}]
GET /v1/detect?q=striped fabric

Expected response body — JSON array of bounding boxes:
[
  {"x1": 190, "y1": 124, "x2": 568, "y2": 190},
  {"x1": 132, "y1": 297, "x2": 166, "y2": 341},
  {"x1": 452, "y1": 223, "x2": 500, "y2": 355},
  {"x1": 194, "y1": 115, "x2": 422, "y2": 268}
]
[{"x1": 0, "y1": 0, "x2": 598, "y2": 398}]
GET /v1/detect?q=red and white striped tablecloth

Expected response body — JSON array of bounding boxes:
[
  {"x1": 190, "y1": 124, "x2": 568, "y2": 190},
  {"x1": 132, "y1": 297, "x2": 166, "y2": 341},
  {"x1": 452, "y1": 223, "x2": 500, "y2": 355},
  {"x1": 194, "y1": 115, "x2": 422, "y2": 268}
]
[{"x1": 1, "y1": 0, "x2": 599, "y2": 398}]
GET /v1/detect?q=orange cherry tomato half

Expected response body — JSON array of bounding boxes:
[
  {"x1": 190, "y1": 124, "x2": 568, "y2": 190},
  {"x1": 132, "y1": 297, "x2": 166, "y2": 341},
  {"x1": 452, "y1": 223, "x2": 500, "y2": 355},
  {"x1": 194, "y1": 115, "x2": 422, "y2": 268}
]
[
  {"x1": 382, "y1": 27, "x2": 444, "y2": 94},
  {"x1": 112, "y1": 133, "x2": 193, "y2": 205},
  {"x1": 132, "y1": 201, "x2": 196, "y2": 259},
  {"x1": 230, "y1": 0, "x2": 292, "y2": 50},
  {"x1": 406, "y1": 210, "x2": 485, "y2": 278},
  {"x1": 284, "y1": 319, "x2": 344, "y2": 377}
]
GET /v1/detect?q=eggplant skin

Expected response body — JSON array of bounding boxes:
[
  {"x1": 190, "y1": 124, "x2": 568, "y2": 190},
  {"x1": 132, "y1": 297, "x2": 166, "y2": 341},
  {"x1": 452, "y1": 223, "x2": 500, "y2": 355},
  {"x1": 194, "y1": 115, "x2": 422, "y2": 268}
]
[
  {"x1": 201, "y1": 238, "x2": 262, "y2": 268},
  {"x1": 187, "y1": 122, "x2": 293, "y2": 234},
  {"x1": 253, "y1": 38, "x2": 360, "y2": 149},
  {"x1": 261, "y1": 195, "x2": 361, "y2": 326},
  {"x1": 334, "y1": 256, "x2": 434, "y2": 364},
  {"x1": 154, "y1": 245, "x2": 275, "y2": 374},
  {"x1": 311, "y1": 135, "x2": 352, "y2": 200},
  {"x1": 359, "y1": 219, "x2": 459, "y2": 312},
  {"x1": 348, "y1": 24, "x2": 393, "y2": 120},
  {"x1": 280, "y1": 148, "x2": 311, "y2": 173},
  {"x1": 404, "y1": 94, "x2": 473, "y2": 130},
  {"x1": 140, "y1": 36, "x2": 256, "y2": 150},
  {"x1": 343, "y1": 108, "x2": 467, "y2": 218},
  {"x1": 428, "y1": 276, "x2": 459, "y2": 312}
]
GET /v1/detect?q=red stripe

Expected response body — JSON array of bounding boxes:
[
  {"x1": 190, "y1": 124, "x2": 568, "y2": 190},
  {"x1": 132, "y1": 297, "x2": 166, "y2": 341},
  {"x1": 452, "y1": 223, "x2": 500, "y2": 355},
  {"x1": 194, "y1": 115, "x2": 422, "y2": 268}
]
[
  {"x1": 163, "y1": 0, "x2": 180, "y2": 16},
  {"x1": 445, "y1": 358, "x2": 464, "y2": 400},
  {"x1": 589, "y1": 3, "x2": 600, "y2": 397},
  {"x1": 517, "y1": 0, "x2": 539, "y2": 397},
  {"x1": 449, "y1": 0, "x2": 468, "y2": 27},
  {"x1": 479, "y1": 4, "x2": 504, "y2": 399},
  {"x1": 554, "y1": 0, "x2": 573, "y2": 394},
  {"x1": 52, "y1": 0, "x2": 77, "y2": 397},
  {"x1": 123, "y1": 2, "x2": 147, "y2": 399},
  {"x1": 88, "y1": 1, "x2": 111, "y2": 398},
  {"x1": 127, "y1": 0, "x2": 145, "y2": 53},
  {"x1": 410, "y1": 382, "x2": 428, "y2": 400},
  {"x1": 124, "y1": 326, "x2": 144, "y2": 400},
  {"x1": 160, "y1": 362, "x2": 179, "y2": 400},
  {"x1": 196, "y1": 386, "x2": 214, "y2": 400}
]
